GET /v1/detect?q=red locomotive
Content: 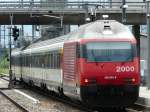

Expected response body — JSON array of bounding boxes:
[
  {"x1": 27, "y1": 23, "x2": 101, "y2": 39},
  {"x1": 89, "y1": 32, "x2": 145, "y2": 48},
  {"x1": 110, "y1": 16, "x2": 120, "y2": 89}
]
[{"x1": 12, "y1": 20, "x2": 140, "y2": 108}]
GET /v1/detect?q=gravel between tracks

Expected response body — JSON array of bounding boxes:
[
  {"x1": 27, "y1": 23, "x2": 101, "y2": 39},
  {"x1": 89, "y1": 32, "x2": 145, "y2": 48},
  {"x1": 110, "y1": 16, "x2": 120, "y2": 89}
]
[
  {"x1": 1, "y1": 89, "x2": 83, "y2": 112},
  {"x1": 0, "y1": 78, "x2": 83, "y2": 112},
  {"x1": 0, "y1": 93, "x2": 22, "y2": 112},
  {"x1": 0, "y1": 78, "x2": 9, "y2": 88},
  {"x1": 0, "y1": 78, "x2": 149, "y2": 112}
]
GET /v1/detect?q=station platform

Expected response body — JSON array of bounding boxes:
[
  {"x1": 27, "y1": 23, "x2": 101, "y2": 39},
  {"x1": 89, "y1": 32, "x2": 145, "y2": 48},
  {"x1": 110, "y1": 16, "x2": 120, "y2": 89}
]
[{"x1": 138, "y1": 86, "x2": 150, "y2": 107}]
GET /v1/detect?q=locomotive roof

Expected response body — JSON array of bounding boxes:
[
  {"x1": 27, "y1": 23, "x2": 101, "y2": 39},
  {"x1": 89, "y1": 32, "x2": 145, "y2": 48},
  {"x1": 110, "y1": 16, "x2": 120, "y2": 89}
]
[{"x1": 68, "y1": 20, "x2": 134, "y2": 40}]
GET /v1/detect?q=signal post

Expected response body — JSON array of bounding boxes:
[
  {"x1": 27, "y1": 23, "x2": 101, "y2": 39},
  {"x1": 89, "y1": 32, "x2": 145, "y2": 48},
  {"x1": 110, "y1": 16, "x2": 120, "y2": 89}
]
[
  {"x1": 8, "y1": 14, "x2": 19, "y2": 88},
  {"x1": 8, "y1": 14, "x2": 13, "y2": 88}
]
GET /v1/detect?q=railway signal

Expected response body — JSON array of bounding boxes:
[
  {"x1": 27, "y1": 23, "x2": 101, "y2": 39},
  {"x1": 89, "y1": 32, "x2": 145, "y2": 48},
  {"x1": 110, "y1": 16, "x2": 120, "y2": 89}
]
[{"x1": 12, "y1": 26, "x2": 19, "y2": 41}]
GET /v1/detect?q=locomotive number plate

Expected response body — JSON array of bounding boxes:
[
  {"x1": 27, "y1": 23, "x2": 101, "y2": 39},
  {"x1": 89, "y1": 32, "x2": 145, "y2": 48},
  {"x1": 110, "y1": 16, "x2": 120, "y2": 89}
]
[{"x1": 116, "y1": 66, "x2": 135, "y2": 72}]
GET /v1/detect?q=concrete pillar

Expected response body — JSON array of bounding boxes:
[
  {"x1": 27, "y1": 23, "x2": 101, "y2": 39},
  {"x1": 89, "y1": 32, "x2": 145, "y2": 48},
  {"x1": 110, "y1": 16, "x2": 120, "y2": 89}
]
[
  {"x1": 132, "y1": 25, "x2": 140, "y2": 58},
  {"x1": 4, "y1": 25, "x2": 5, "y2": 48},
  {"x1": 0, "y1": 25, "x2": 1, "y2": 48},
  {"x1": 32, "y1": 25, "x2": 35, "y2": 41}
]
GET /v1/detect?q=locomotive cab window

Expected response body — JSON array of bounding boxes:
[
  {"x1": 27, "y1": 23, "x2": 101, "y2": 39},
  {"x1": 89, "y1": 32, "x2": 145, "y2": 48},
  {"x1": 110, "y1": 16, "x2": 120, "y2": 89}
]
[{"x1": 85, "y1": 42, "x2": 133, "y2": 62}]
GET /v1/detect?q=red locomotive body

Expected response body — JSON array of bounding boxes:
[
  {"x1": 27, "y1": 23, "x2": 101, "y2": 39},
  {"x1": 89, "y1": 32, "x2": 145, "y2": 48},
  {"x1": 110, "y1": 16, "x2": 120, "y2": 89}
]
[{"x1": 62, "y1": 20, "x2": 140, "y2": 107}]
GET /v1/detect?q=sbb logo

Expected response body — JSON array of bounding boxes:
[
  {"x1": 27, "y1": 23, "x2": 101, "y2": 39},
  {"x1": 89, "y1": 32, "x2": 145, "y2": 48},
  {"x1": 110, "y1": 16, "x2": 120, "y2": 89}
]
[{"x1": 116, "y1": 66, "x2": 135, "y2": 72}]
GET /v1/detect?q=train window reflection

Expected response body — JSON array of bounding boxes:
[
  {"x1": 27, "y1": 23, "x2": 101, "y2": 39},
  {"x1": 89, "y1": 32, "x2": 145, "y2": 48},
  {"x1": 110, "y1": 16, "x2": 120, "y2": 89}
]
[{"x1": 86, "y1": 42, "x2": 133, "y2": 62}]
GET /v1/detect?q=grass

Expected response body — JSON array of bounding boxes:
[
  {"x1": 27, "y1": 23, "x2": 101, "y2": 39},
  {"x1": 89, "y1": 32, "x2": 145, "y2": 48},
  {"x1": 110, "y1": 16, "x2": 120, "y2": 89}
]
[
  {"x1": 0, "y1": 49, "x2": 9, "y2": 75},
  {"x1": 0, "y1": 57, "x2": 9, "y2": 74}
]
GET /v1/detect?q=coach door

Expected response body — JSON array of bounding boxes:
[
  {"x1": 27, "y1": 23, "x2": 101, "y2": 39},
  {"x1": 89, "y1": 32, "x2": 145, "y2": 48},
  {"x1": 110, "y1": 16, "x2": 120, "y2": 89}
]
[{"x1": 63, "y1": 42, "x2": 77, "y2": 96}]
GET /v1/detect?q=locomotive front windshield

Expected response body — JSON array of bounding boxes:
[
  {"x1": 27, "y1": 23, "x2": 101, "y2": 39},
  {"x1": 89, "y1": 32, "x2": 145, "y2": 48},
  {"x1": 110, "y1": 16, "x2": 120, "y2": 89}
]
[{"x1": 86, "y1": 42, "x2": 133, "y2": 62}]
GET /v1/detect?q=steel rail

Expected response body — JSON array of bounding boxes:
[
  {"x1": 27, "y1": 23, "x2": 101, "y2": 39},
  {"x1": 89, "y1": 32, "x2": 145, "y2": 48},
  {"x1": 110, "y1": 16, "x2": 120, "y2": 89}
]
[
  {"x1": 24, "y1": 85, "x2": 97, "y2": 112},
  {"x1": 24, "y1": 84, "x2": 149, "y2": 112},
  {"x1": 127, "y1": 103, "x2": 150, "y2": 112},
  {"x1": 0, "y1": 74, "x2": 9, "y2": 82},
  {"x1": 0, "y1": 76, "x2": 148, "y2": 112},
  {"x1": 0, "y1": 90, "x2": 29, "y2": 112}
]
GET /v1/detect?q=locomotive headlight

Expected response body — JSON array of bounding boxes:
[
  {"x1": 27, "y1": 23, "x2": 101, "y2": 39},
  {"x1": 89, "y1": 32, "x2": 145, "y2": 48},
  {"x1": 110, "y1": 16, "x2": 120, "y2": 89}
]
[
  {"x1": 132, "y1": 78, "x2": 136, "y2": 83},
  {"x1": 84, "y1": 79, "x2": 89, "y2": 83},
  {"x1": 83, "y1": 78, "x2": 96, "y2": 85},
  {"x1": 124, "y1": 77, "x2": 136, "y2": 84}
]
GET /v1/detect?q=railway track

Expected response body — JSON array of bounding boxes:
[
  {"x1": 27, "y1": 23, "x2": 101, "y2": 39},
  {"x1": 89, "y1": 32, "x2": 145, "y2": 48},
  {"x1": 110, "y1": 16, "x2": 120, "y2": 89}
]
[
  {"x1": 127, "y1": 103, "x2": 150, "y2": 112},
  {"x1": 0, "y1": 75, "x2": 149, "y2": 112},
  {"x1": 25, "y1": 84, "x2": 149, "y2": 112},
  {"x1": 0, "y1": 74, "x2": 9, "y2": 82},
  {"x1": 24, "y1": 85, "x2": 94, "y2": 112},
  {"x1": 0, "y1": 75, "x2": 29, "y2": 112},
  {"x1": 0, "y1": 90, "x2": 29, "y2": 112}
]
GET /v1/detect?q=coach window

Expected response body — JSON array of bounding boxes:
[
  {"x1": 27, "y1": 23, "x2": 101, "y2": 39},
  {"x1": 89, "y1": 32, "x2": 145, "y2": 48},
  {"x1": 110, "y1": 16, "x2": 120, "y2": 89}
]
[
  {"x1": 15, "y1": 57, "x2": 17, "y2": 66},
  {"x1": 44, "y1": 54, "x2": 48, "y2": 68},
  {"x1": 24, "y1": 56, "x2": 25, "y2": 67},
  {"x1": 53, "y1": 52, "x2": 56, "y2": 69},
  {"x1": 50, "y1": 53, "x2": 52, "y2": 68},
  {"x1": 24, "y1": 56, "x2": 26, "y2": 67},
  {"x1": 40, "y1": 55, "x2": 44, "y2": 67},
  {"x1": 58, "y1": 53, "x2": 60, "y2": 68},
  {"x1": 55, "y1": 54, "x2": 57, "y2": 68},
  {"x1": 37, "y1": 55, "x2": 40, "y2": 67},
  {"x1": 25, "y1": 56, "x2": 27, "y2": 67},
  {"x1": 19, "y1": 56, "x2": 21, "y2": 66},
  {"x1": 29, "y1": 56, "x2": 31, "y2": 66},
  {"x1": 22, "y1": 56, "x2": 24, "y2": 66},
  {"x1": 36, "y1": 55, "x2": 38, "y2": 67},
  {"x1": 31, "y1": 55, "x2": 34, "y2": 67},
  {"x1": 54, "y1": 51, "x2": 56, "y2": 69},
  {"x1": 49, "y1": 53, "x2": 51, "y2": 68},
  {"x1": 27, "y1": 55, "x2": 29, "y2": 67},
  {"x1": 53, "y1": 52, "x2": 55, "y2": 69},
  {"x1": 33, "y1": 55, "x2": 36, "y2": 67},
  {"x1": 57, "y1": 52, "x2": 60, "y2": 68},
  {"x1": 27, "y1": 56, "x2": 29, "y2": 67},
  {"x1": 24, "y1": 56, "x2": 26, "y2": 66},
  {"x1": 37, "y1": 55, "x2": 39, "y2": 67},
  {"x1": 26, "y1": 56, "x2": 28, "y2": 67},
  {"x1": 56, "y1": 52, "x2": 58, "y2": 69},
  {"x1": 12, "y1": 57, "x2": 13, "y2": 65},
  {"x1": 23, "y1": 56, "x2": 25, "y2": 67},
  {"x1": 49, "y1": 53, "x2": 52, "y2": 68},
  {"x1": 34, "y1": 55, "x2": 36, "y2": 67},
  {"x1": 46, "y1": 53, "x2": 49, "y2": 68},
  {"x1": 56, "y1": 52, "x2": 59, "y2": 68},
  {"x1": 48, "y1": 53, "x2": 50, "y2": 68},
  {"x1": 34, "y1": 55, "x2": 37, "y2": 67}
]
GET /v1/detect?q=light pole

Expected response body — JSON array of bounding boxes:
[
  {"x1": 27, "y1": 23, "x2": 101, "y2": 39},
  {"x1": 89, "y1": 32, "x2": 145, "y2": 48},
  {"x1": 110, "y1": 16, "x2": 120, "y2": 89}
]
[
  {"x1": 8, "y1": 14, "x2": 13, "y2": 89},
  {"x1": 146, "y1": 0, "x2": 150, "y2": 89},
  {"x1": 122, "y1": 0, "x2": 128, "y2": 24}
]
